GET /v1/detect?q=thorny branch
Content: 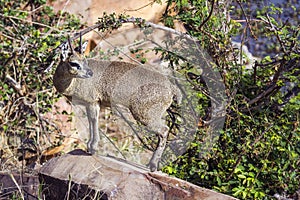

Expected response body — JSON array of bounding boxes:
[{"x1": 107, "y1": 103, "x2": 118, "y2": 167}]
[{"x1": 43, "y1": 16, "x2": 196, "y2": 72}]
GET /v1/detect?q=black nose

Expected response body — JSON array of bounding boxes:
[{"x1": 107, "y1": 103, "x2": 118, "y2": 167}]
[{"x1": 87, "y1": 69, "x2": 93, "y2": 77}]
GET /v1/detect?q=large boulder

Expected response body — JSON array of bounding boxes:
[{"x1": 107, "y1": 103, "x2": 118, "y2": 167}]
[{"x1": 39, "y1": 149, "x2": 237, "y2": 200}]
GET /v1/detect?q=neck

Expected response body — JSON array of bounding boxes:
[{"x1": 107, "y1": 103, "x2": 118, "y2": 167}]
[{"x1": 53, "y1": 63, "x2": 74, "y2": 95}]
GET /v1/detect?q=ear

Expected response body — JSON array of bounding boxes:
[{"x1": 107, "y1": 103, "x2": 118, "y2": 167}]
[
  {"x1": 75, "y1": 41, "x2": 88, "y2": 54},
  {"x1": 61, "y1": 42, "x2": 70, "y2": 61},
  {"x1": 81, "y1": 41, "x2": 88, "y2": 54}
]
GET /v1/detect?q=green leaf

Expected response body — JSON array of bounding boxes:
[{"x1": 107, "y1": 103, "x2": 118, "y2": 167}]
[{"x1": 237, "y1": 174, "x2": 247, "y2": 179}]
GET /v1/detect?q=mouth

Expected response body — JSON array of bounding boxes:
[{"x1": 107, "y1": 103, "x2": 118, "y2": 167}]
[
  {"x1": 79, "y1": 69, "x2": 93, "y2": 78},
  {"x1": 86, "y1": 69, "x2": 93, "y2": 77},
  {"x1": 80, "y1": 74, "x2": 92, "y2": 78}
]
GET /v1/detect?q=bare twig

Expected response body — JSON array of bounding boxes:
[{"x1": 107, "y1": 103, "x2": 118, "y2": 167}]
[
  {"x1": 1, "y1": 33, "x2": 23, "y2": 42},
  {"x1": 265, "y1": 14, "x2": 287, "y2": 54},
  {"x1": 198, "y1": 0, "x2": 214, "y2": 31},
  {"x1": 124, "y1": 0, "x2": 156, "y2": 12},
  {"x1": 0, "y1": 13, "x2": 60, "y2": 31},
  {"x1": 233, "y1": 19, "x2": 261, "y2": 23},
  {"x1": 9, "y1": 174, "x2": 25, "y2": 200},
  {"x1": 5, "y1": 74, "x2": 23, "y2": 95},
  {"x1": 56, "y1": 0, "x2": 71, "y2": 28},
  {"x1": 236, "y1": 0, "x2": 257, "y2": 39},
  {"x1": 92, "y1": 30, "x2": 143, "y2": 65}
]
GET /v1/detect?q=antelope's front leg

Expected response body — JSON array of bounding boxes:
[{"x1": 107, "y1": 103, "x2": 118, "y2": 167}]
[{"x1": 86, "y1": 103, "x2": 100, "y2": 154}]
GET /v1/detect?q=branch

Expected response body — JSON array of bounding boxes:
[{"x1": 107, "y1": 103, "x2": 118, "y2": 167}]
[
  {"x1": 44, "y1": 16, "x2": 196, "y2": 72},
  {"x1": 266, "y1": 14, "x2": 287, "y2": 54},
  {"x1": 198, "y1": 0, "x2": 214, "y2": 31},
  {"x1": 248, "y1": 84, "x2": 279, "y2": 105},
  {"x1": 124, "y1": 1, "x2": 156, "y2": 12},
  {"x1": 0, "y1": 13, "x2": 59, "y2": 31},
  {"x1": 236, "y1": 0, "x2": 257, "y2": 39},
  {"x1": 6, "y1": 74, "x2": 23, "y2": 96}
]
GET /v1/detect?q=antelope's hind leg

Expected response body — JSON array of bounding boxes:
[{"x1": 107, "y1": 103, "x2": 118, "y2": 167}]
[
  {"x1": 148, "y1": 122, "x2": 169, "y2": 172},
  {"x1": 131, "y1": 103, "x2": 170, "y2": 172}
]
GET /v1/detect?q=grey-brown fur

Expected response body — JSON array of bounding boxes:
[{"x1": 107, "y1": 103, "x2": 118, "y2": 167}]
[{"x1": 53, "y1": 50, "x2": 181, "y2": 171}]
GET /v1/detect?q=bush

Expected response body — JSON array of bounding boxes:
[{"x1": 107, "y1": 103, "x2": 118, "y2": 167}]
[
  {"x1": 0, "y1": 0, "x2": 82, "y2": 169},
  {"x1": 162, "y1": 0, "x2": 300, "y2": 199}
]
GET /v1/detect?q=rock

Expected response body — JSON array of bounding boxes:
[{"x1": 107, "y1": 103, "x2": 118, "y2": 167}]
[{"x1": 39, "y1": 149, "x2": 237, "y2": 200}]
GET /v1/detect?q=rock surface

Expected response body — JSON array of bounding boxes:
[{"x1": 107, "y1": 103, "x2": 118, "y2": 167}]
[{"x1": 39, "y1": 149, "x2": 237, "y2": 200}]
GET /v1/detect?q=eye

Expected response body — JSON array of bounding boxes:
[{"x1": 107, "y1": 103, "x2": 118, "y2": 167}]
[{"x1": 69, "y1": 62, "x2": 81, "y2": 70}]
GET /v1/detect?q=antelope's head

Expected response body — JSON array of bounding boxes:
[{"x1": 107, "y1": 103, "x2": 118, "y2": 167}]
[{"x1": 60, "y1": 37, "x2": 93, "y2": 79}]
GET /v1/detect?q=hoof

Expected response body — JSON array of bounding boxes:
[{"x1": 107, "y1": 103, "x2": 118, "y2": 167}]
[
  {"x1": 148, "y1": 161, "x2": 158, "y2": 172},
  {"x1": 87, "y1": 144, "x2": 96, "y2": 155},
  {"x1": 87, "y1": 141, "x2": 98, "y2": 155},
  {"x1": 87, "y1": 148, "x2": 96, "y2": 155}
]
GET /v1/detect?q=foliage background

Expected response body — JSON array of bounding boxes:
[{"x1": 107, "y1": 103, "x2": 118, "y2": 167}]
[
  {"x1": 163, "y1": 0, "x2": 300, "y2": 199},
  {"x1": 0, "y1": 0, "x2": 299, "y2": 199},
  {"x1": 0, "y1": 0, "x2": 81, "y2": 170}
]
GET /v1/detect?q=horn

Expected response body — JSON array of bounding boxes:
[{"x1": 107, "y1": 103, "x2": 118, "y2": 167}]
[
  {"x1": 67, "y1": 35, "x2": 74, "y2": 55},
  {"x1": 79, "y1": 32, "x2": 82, "y2": 54}
]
